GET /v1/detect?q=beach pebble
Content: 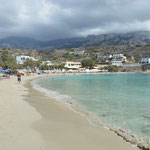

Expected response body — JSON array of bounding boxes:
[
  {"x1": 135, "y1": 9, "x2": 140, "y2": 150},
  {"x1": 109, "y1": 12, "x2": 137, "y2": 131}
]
[
  {"x1": 130, "y1": 138, "x2": 138, "y2": 145},
  {"x1": 104, "y1": 127, "x2": 150, "y2": 150},
  {"x1": 137, "y1": 142, "x2": 150, "y2": 150},
  {"x1": 113, "y1": 129, "x2": 138, "y2": 145}
]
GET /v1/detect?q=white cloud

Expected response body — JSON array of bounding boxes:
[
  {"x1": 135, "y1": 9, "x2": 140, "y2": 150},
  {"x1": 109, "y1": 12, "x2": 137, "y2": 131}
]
[{"x1": 0, "y1": 0, "x2": 150, "y2": 40}]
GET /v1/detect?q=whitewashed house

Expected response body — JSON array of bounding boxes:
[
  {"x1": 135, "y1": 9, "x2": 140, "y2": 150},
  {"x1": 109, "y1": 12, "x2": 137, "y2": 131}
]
[
  {"x1": 42, "y1": 61, "x2": 52, "y2": 66},
  {"x1": 112, "y1": 54, "x2": 124, "y2": 58},
  {"x1": 111, "y1": 60, "x2": 123, "y2": 66},
  {"x1": 16, "y1": 55, "x2": 38, "y2": 64},
  {"x1": 74, "y1": 50, "x2": 85, "y2": 55},
  {"x1": 97, "y1": 55, "x2": 112, "y2": 60},
  {"x1": 112, "y1": 54, "x2": 127, "y2": 62},
  {"x1": 141, "y1": 58, "x2": 150, "y2": 64}
]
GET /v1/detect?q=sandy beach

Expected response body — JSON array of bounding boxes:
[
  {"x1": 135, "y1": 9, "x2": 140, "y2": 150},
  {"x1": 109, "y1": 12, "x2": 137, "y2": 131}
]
[{"x1": 0, "y1": 75, "x2": 139, "y2": 150}]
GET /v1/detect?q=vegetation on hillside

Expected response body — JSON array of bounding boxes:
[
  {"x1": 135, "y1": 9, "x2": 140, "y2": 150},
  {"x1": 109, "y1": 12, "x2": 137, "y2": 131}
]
[
  {"x1": 141, "y1": 64, "x2": 150, "y2": 71},
  {"x1": 102, "y1": 65, "x2": 121, "y2": 72},
  {"x1": 0, "y1": 50, "x2": 18, "y2": 69},
  {"x1": 1, "y1": 44, "x2": 150, "y2": 72}
]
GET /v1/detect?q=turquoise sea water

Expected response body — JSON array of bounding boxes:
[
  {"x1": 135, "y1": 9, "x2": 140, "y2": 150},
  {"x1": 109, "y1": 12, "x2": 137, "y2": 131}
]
[{"x1": 35, "y1": 73, "x2": 150, "y2": 140}]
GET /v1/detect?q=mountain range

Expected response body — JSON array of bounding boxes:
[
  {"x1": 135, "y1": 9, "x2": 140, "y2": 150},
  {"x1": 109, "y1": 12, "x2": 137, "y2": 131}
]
[{"x1": 1, "y1": 31, "x2": 150, "y2": 50}]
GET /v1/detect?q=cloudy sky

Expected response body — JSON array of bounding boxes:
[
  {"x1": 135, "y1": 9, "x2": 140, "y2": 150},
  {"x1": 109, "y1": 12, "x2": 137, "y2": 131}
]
[{"x1": 0, "y1": 0, "x2": 150, "y2": 40}]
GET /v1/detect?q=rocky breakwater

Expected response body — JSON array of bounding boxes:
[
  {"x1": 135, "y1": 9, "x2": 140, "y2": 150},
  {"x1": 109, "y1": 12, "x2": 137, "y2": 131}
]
[{"x1": 110, "y1": 128, "x2": 150, "y2": 150}]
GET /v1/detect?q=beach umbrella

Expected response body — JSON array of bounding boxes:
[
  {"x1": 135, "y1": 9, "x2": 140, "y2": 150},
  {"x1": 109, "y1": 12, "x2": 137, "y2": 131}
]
[
  {"x1": 0, "y1": 69, "x2": 5, "y2": 72},
  {"x1": 5, "y1": 69, "x2": 12, "y2": 72},
  {"x1": 6, "y1": 69, "x2": 12, "y2": 71},
  {"x1": 0, "y1": 69, "x2": 12, "y2": 73}
]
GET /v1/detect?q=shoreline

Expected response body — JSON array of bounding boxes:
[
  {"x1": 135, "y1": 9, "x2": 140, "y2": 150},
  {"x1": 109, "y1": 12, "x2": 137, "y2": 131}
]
[
  {"x1": 31, "y1": 73, "x2": 150, "y2": 150},
  {"x1": 0, "y1": 74, "x2": 148, "y2": 150},
  {"x1": 28, "y1": 74, "x2": 141, "y2": 147}
]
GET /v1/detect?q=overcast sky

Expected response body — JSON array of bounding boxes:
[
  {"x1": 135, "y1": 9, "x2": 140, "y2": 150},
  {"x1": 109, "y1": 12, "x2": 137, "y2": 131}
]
[{"x1": 0, "y1": 0, "x2": 150, "y2": 40}]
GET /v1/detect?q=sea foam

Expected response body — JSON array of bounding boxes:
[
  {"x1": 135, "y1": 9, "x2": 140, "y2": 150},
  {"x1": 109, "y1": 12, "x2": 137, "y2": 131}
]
[{"x1": 32, "y1": 76, "x2": 149, "y2": 148}]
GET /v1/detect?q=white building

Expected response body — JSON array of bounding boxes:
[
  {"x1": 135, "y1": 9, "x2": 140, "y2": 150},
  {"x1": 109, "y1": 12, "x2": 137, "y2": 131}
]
[
  {"x1": 112, "y1": 54, "x2": 124, "y2": 58},
  {"x1": 111, "y1": 60, "x2": 123, "y2": 66},
  {"x1": 64, "y1": 61, "x2": 81, "y2": 69},
  {"x1": 112, "y1": 54, "x2": 127, "y2": 62},
  {"x1": 42, "y1": 61, "x2": 52, "y2": 66},
  {"x1": 141, "y1": 58, "x2": 150, "y2": 64},
  {"x1": 16, "y1": 55, "x2": 38, "y2": 64},
  {"x1": 97, "y1": 55, "x2": 112, "y2": 60},
  {"x1": 74, "y1": 50, "x2": 85, "y2": 55}
]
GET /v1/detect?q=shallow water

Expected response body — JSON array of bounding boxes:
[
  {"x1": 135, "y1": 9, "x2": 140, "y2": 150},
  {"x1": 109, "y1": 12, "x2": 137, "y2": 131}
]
[{"x1": 36, "y1": 73, "x2": 150, "y2": 140}]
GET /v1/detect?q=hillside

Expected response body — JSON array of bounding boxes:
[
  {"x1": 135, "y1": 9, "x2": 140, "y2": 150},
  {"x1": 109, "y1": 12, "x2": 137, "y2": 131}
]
[
  {"x1": 1, "y1": 31, "x2": 150, "y2": 50},
  {"x1": 1, "y1": 44, "x2": 150, "y2": 64}
]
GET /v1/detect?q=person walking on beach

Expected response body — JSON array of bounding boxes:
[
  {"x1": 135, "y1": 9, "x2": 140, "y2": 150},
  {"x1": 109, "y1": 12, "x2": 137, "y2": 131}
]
[{"x1": 17, "y1": 72, "x2": 21, "y2": 84}]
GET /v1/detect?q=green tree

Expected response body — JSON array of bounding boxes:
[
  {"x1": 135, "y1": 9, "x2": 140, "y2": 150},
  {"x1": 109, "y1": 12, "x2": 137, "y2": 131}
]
[
  {"x1": 81, "y1": 59, "x2": 94, "y2": 69},
  {"x1": 0, "y1": 50, "x2": 18, "y2": 69},
  {"x1": 40, "y1": 64, "x2": 49, "y2": 70},
  {"x1": 102, "y1": 65, "x2": 120, "y2": 72},
  {"x1": 24, "y1": 58, "x2": 38, "y2": 72},
  {"x1": 141, "y1": 64, "x2": 150, "y2": 71}
]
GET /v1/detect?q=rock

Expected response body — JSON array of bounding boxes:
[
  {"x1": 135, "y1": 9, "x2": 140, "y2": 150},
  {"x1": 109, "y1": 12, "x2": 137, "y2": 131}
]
[
  {"x1": 113, "y1": 129, "x2": 138, "y2": 144},
  {"x1": 130, "y1": 138, "x2": 138, "y2": 145},
  {"x1": 137, "y1": 142, "x2": 150, "y2": 150},
  {"x1": 111, "y1": 128, "x2": 150, "y2": 150}
]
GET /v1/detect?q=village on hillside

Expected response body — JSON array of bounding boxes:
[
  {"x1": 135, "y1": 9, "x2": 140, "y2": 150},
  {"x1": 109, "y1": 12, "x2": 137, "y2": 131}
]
[{"x1": 0, "y1": 45, "x2": 150, "y2": 75}]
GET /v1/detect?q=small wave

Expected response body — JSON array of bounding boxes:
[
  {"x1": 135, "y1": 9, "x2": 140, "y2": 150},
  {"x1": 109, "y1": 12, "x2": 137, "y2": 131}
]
[
  {"x1": 31, "y1": 79, "x2": 103, "y2": 127},
  {"x1": 31, "y1": 80, "x2": 72, "y2": 103},
  {"x1": 31, "y1": 80, "x2": 134, "y2": 133},
  {"x1": 31, "y1": 79, "x2": 150, "y2": 150}
]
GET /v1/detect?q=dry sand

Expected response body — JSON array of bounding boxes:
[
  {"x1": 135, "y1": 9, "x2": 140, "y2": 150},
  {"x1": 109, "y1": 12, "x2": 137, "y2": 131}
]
[{"x1": 0, "y1": 75, "x2": 139, "y2": 150}]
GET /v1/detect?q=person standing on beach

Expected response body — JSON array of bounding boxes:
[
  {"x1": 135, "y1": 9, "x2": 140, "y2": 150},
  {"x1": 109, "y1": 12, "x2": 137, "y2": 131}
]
[{"x1": 17, "y1": 72, "x2": 21, "y2": 84}]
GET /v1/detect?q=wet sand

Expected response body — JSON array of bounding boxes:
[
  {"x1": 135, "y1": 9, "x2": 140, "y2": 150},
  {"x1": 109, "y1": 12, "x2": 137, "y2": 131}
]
[
  {"x1": 0, "y1": 75, "x2": 139, "y2": 150},
  {"x1": 25, "y1": 77, "x2": 139, "y2": 150}
]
